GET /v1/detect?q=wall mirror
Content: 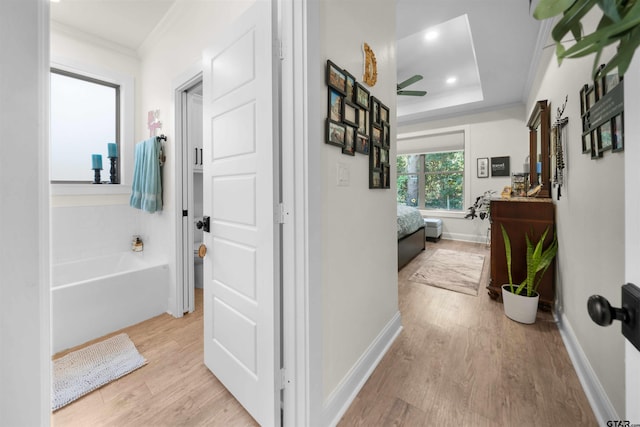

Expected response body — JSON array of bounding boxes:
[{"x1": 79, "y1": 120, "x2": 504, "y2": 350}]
[{"x1": 527, "y1": 99, "x2": 551, "y2": 198}]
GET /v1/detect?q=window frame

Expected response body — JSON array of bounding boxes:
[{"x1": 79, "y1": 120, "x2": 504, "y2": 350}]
[
  {"x1": 50, "y1": 58, "x2": 134, "y2": 197},
  {"x1": 396, "y1": 126, "x2": 471, "y2": 219},
  {"x1": 50, "y1": 67, "x2": 121, "y2": 184}
]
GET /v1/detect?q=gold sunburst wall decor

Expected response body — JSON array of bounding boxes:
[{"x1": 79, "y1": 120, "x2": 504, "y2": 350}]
[{"x1": 362, "y1": 43, "x2": 377, "y2": 87}]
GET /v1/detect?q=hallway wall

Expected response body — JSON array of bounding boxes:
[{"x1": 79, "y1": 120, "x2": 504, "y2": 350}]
[{"x1": 527, "y1": 10, "x2": 625, "y2": 418}]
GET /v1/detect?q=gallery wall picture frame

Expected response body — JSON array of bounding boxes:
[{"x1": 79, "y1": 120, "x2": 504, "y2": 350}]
[
  {"x1": 382, "y1": 122, "x2": 390, "y2": 149},
  {"x1": 371, "y1": 145, "x2": 381, "y2": 169},
  {"x1": 598, "y1": 120, "x2": 612, "y2": 152},
  {"x1": 477, "y1": 157, "x2": 489, "y2": 178},
  {"x1": 380, "y1": 103, "x2": 389, "y2": 124},
  {"x1": 370, "y1": 170, "x2": 382, "y2": 189},
  {"x1": 357, "y1": 108, "x2": 368, "y2": 135},
  {"x1": 328, "y1": 88, "x2": 343, "y2": 122},
  {"x1": 344, "y1": 69, "x2": 356, "y2": 102},
  {"x1": 356, "y1": 134, "x2": 370, "y2": 155},
  {"x1": 326, "y1": 60, "x2": 347, "y2": 94},
  {"x1": 371, "y1": 125, "x2": 381, "y2": 145},
  {"x1": 342, "y1": 125, "x2": 356, "y2": 156},
  {"x1": 355, "y1": 83, "x2": 370, "y2": 109},
  {"x1": 490, "y1": 156, "x2": 510, "y2": 177},
  {"x1": 582, "y1": 131, "x2": 592, "y2": 154},
  {"x1": 343, "y1": 101, "x2": 359, "y2": 127},
  {"x1": 612, "y1": 113, "x2": 624, "y2": 152},
  {"x1": 371, "y1": 97, "x2": 381, "y2": 125},
  {"x1": 591, "y1": 129, "x2": 603, "y2": 159},
  {"x1": 326, "y1": 119, "x2": 346, "y2": 148}
]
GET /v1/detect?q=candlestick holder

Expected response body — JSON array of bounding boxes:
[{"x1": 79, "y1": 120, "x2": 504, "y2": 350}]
[
  {"x1": 108, "y1": 157, "x2": 118, "y2": 184},
  {"x1": 93, "y1": 168, "x2": 102, "y2": 184}
]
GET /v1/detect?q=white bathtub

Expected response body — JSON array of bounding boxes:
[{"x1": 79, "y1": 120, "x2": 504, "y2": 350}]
[{"x1": 52, "y1": 252, "x2": 170, "y2": 354}]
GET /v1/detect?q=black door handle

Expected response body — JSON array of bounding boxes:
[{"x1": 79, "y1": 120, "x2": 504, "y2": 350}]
[
  {"x1": 587, "y1": 295, "x2": 629, "y2": 326},
  {"x1": 587, "y1": 283, "x2": 640, "y2": 352}
]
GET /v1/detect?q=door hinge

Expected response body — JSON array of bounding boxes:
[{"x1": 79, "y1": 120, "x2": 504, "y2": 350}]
[
  {"x1": 182, "y1": 210, "x2": 188, "y2": 217},
  {"x1": 279, "y1": 39, "x2": 285, "y2": 61},
  {"x1": 276, "y1": 203, "x2": 288, "y2": 224}
]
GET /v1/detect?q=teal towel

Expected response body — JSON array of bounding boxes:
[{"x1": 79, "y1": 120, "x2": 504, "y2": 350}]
[{"x1": 130, "y1": 137, "x2": 163, "y2": 213}]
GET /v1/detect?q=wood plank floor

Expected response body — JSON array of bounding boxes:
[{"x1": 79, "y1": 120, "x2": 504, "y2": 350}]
[
  {"x1": 51, "y1": 289, "x2": 259, "y2": 427},
  {"x1": 338, "y1": 239, "x2": 598, "y2": 426},
  {"x1": 53, "y1": 239, "x2": 598, "y2": 426}
]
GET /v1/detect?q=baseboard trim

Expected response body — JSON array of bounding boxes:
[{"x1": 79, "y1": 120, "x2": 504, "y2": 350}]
[
  {"x1": 555, "y1": 310, "x2": 619, "y2": 424},
  {"x1": 322, "y1": 311, "x2": 403, "y2": 427},
  {"x1": 443, "y1": 232, "x2": 488, "y2": 244}
]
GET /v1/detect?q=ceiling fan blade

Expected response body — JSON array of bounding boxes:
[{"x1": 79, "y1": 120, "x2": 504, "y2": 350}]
[
  {"x1": 397, "y1": 90, "x2": 427, "y2": 96},
  {"x1": 397, "y1": 74, "x2": 423, "y2": 90}
]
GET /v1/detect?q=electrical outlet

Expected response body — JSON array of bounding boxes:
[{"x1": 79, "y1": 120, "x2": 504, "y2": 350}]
[{"x1": 622, "y1": 283, "x2": 640, "y2": 352}]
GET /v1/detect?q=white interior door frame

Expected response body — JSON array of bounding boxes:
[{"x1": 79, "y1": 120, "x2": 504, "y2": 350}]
[{"x1": 172, "y1": 63, "x2": 203, "y2": 318}]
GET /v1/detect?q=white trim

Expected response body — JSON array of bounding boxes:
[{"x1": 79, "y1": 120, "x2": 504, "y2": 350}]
[
  {"x1": 172, "y1": 62, "x2": 203, "y2": 319},
  {"x1": 555, "y1": 310, "x2": 619, "y2": 425},
  {"x1": 444, "y1": 231, "x2": 488, "y2": 244},
  {"x1": 39, "y1": 1, "x2": 52, "y2": 424},
  {"x1": 51, "y1": 21, "x2": 139, "y2": 59},
  {"x1": 322, "y1": 312, "x2": 403, "y2": 427}
]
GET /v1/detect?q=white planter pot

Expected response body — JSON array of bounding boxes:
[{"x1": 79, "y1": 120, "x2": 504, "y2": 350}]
[{"x1": 501, "y1": 284, "x2": 539, "y2": 324}]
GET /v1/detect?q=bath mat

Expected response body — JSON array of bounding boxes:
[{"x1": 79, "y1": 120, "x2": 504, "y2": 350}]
[
  {"x1": 52, "y1": 333, "x2": 147, "y2": 411},
  {"x1": 409, "y1": 249, "x2": 485, "y2": 296}
]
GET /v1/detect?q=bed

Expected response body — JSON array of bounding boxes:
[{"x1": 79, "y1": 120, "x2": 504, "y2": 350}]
[{"x1": 397, "y1": 205, "x2": 425, "y2": 270}]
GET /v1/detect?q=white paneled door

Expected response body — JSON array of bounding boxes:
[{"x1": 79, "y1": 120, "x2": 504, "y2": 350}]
[{"x1": 202, "y1": 2, "x2": 280, "y2": 426}]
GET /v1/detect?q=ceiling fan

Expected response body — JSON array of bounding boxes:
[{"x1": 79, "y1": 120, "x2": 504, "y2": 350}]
[{"x1": 397, "y1": 75, "x2": 427, "y2": 96}]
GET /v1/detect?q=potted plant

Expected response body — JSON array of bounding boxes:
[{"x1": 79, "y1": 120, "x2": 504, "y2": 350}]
[
  {"x1": 500, "y1": 224, "x2": 558, "y2": 324},
  {"x1": 464, "y1": 190, "x2": 495, "y2": 221}
]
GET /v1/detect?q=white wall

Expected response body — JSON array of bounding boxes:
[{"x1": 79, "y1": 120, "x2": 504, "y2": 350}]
[
  {"x1": 315, "y1": 0, "x2": 399, "y2": 421},
  {"x1": 398, "y1": 105, "x2": 529, "y2": 242},
  {"x1": 50, "y1": 30, "x2": 144, "y2": 265},
  {"x1": 527, "y1": 11, "x2": 625, "y2": 418},
  {"x1": 0, "y1": 0, "x2": 50, "y2": 424}
]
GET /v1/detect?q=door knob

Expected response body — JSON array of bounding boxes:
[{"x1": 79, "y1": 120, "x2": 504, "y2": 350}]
[
  {"x1": 587, "y1": 295, "x2": 629, "y2": 326},
  {"x1": 587, "y1": 284, "x2": 640, "y2": 352}
]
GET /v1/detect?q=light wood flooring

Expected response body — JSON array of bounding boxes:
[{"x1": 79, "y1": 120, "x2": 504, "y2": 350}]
[
  {"x1": 53, "y1": 239, "x2": 597, "y2": 426},
  {"x1": 338, "y1": 239, "x2": 598, "y2": 426}
]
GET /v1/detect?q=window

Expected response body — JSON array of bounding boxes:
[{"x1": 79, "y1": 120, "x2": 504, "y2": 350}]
[
  {"x1": 397, "y1": 150, "x2": 464, "y2": 211},
  {"x1": 50, "y1": 68, "x2": 120, "y2": 183}
]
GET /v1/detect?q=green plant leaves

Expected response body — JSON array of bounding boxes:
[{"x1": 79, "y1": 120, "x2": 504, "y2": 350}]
[
  {"x1": 500, "y1": 224, "x2": 514, "y2": 292},
  {"x1": 534, "y1": 0, "x2": 640, "y2": 77},
  {"x1": 534, "y1": 0, "x2": 578, "y2": 20}
]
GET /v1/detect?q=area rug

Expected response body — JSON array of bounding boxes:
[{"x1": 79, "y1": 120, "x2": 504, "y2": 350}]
[
  {"x1": 52, "y1": 333, "x2": 147, "y2": 411},
  {"x1": 409, "y1": 249, "x2": 485, "y2": 296}
]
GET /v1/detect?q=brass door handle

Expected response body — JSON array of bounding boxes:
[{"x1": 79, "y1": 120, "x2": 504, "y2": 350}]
[{"x1": 198, "y1": 244, "x2": 207, "y2": 259}]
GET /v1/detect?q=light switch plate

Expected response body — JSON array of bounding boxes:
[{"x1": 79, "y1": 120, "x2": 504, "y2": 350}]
[
  {"x1": 622, "y1": 283, "x2": 640, "y2": 352},
  {"x1": 337, "y1": 162, "x2": 350, "y2": 187}
]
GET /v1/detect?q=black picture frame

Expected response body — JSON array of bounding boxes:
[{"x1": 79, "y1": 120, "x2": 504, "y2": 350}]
[
  {"x1": 582, "y1": 131, "x2": 592, "y2": 154},
  {"x1": 343, "y1": 101, "x2": 359, "y2": 127},
  {"x1": 590, "y1": 130, "x2": 603, "y2": 159},
  {"x1": 356, "y1": 134, "x2": 369, "y2": 155},
  {"x1": 328, "y1": 88, "x2": 343, "y2": 122},
  {"x1": 612, "y1": 113, "x2": 624, "y2": 152},
  {"x1": 371, "y1": 125, "x2": 382, "y2": 145},
  {"x1": 326, "y1": 119, "x2": 345, "y2": 148},
  {"x1": 382, "y1": 164, "x2": 390, "y2": 188},
  {"x1": 342, "y1": 125, "x2": 356, "y2": 156},
  {"x1": 326, "y1": 60, "x2": 346, "y2": 94},
  {"x1": 370, "y1": 170, "x2": 381, "y2": 189},
  {"x1": 371, "y1": 97, "x2": 381, "y2": 125},
  {"x1": 380, "y1": 103, "x2": 389, "y2": 124},
  {"x1": 344, "y1": 69, "x2": 356, "y2": 103},
  {"x1": 382, "y1": 122, "x2": 390, "y2": 149},
  {"x1": 490, "y1": 156, "x2": 510, "y2": 177},
  {"x1": 357, "y1": 108, "x2": 368, "y2": 135},
  {"x1": 477, "y1": 157, "x2": 489, "y2": 178},
  {"x1": 371, "y1": 145, "x2": 381, "y2": 169},
  {"x1": 354, "y1": 83, "x2": 370, "y2": 109},
  {"x1": 598, "y1": 120, "x2": 613, "y2": 152}
]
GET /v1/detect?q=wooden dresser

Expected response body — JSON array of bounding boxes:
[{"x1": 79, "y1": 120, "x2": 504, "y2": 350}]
[{"x1": 489, "y1": 198, "x2": 556, "y2": 309}]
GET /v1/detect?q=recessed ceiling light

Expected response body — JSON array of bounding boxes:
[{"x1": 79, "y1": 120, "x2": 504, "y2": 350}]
[
  {"x1": 424, "y1": 30, "x2": 439, "y2": 42},
  {"x1": 446, "y1": 76, "x2": 458, "y2": 85}
]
